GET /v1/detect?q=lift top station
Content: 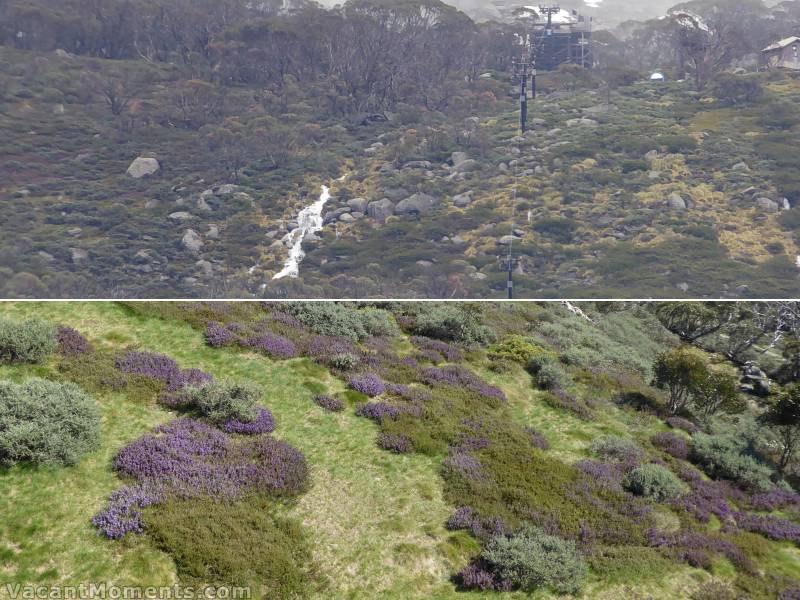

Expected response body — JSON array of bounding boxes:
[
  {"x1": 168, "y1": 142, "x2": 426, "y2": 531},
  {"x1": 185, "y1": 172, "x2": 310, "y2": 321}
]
[{"x1": 513, "y1": 5, "x2": 593, "y2": 72}]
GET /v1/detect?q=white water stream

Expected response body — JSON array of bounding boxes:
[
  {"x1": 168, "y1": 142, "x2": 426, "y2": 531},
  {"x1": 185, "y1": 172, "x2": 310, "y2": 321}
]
[
  {"x1": 272, "y1": 174, "x2": 347, "y2": 280},
  {"x1": 273, "y1": 185, "x2": 332, "y2": 280}
]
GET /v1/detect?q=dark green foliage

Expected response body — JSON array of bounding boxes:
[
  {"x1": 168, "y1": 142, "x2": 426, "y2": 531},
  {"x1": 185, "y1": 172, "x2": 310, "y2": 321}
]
[
  {"x1": 190, "y1": 381, "x2": 260, "y2": 426},
  {"x1": 145, "y1": 497, "x2": 313, "y2": 599},
  {"x1": 284, "y1": 303, "x2": 395, "y2": 341},
  {"x1": 480, "y1": 525, "x2": 587, "y2": 595},
  {"x1": 0, "y1": 378, "x2": 100, "y2": 466},
  {"x1": 691, "y1": 432, "x2": 773, "y2": 492},
  {"x1": 711, "y1": 74, "x2": 763, "y2": 106},
  {"x1": 652, "y1": 347, "x2": 708, "y2": 414},
  {"x1": 407, "y1": 305, "x2": 495, "y2": 345},
  {"x1": 0, "y1": 317, "x2": 56, "y2": 363},
  {"x1": 624, "y1": 464, "x2": 684, "y2": 501},
  {"x1": 532, "y1": 217, "x2": 577, "y2": 244}
]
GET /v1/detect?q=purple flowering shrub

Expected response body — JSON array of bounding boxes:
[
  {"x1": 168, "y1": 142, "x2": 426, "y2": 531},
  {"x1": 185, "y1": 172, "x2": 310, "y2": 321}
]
[
  {"x1": 378, "y1": 433, "x2": 412, "y2": 453},
  {"x1": 666, "y1": 416, "x2": 699, "y2": 434},
  {"x1": 241, "y1": 332, "x2": 298, "y2": 360},
  {"x1": 349, "y1": 374, "x2": 386, "y2": 397},
  {"x1": 421, "y1": 366, "x2": 505, "y2": 402},
  {"x1": 56, "y1": 325, "x2": 92, "y2": 356},
  {"x1": 648, "y1": 528, "x2": 753, "y2": 572},
  {"x1": 524, "y1": 427, "x2": 550, "y2": 450},
  {"x1": 96, "y1": 418, "x2": 309, "y2": 538},
  {"x1": 92, "y1": 485, "x2": 163, "y2": 539},
  {"x1": 116, "y1": 351, "x2": 213, "y2": 397},
  {"x1": 749, "y1": 488, "x2": 800, "y2": 512},
  {"x1": 356, "y1": 401, "x2": 421, "y2": 422},
  {"x1": 651, "y1": 431, "x2": 690, "y2": 459},
  {"x1": 223, "y1": 408, "x2": 276, "y2": 435},
  {"x1": 205, "y1": 322, "x2": 236, "y2": 348},
  {"x1": 314, "y1": 395, "x2": 344, "y2": 412},
  {"x1": 411, "y1": 336, "x2": 463, "y2": 362},
  {"x1": 733, "y1": 512, "x2": 800, "y2": 544}
]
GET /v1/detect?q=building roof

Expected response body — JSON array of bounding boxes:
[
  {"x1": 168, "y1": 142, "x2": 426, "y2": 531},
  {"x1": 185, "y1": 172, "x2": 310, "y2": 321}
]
[{"x1": 762, "y1": 36, "x2": 800, "y2": 52}]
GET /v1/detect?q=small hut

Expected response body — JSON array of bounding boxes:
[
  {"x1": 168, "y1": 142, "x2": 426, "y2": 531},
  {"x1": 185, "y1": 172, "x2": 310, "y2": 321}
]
[{"x1": 762, "y1": 36, "x2": 800, "y2": 70}]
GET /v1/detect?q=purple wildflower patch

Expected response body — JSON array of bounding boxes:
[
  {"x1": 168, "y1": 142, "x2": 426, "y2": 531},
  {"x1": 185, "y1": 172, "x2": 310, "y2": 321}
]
[
  {"x1": 314, "y1": 395, "x2": 344, "y2": 412},
  {"x1": 91, "y1": 485, "x2": 162, "y2": 540},
  {"x1": 378, "y1": 433, "x2": 412, "y2": 453},
  {"x1": 749, "y1": 488, "x2": 800, "y2": 512},
  {"x1": 666, "y1": 416, "x2": 699, "y2": 434},
  {"x1": 56, "y1": 325, "x2": 92, "y2": 356},
  {"x1": 223, "y1": 408, "x2": 276, "y2": 435},
  {"x1": 733, "y1": 512, "x2": 800, "y2": 544},
  {"x1": 205, "y1": 322, "x2": 236, "y2": 348},
  {"x1": 411, "y1": 336, "x2": 462, "y2": 362},
  {"x1": 349, "y1": 374, "x2": 386, "y2": 397},
  {"x1": 241, "y1": 332, "x2": 298, "y2": 359},
  {"x1": 356, "y1": 402, "x2": 400, "y2": 422},
  {"x1": 112, "y1": 418, "x2": 307, "y2": 499},
  {"x1": 116, "y1": 350, "x2": 213, "y2": 394},
  {"x1": 524, "y1": 426, "x2": 550, "y2": 450},
  {"x1": 651, "y1": 431, "x2": 690, "y2": 459},
  {"x1": 421, "y1": 365, "x2": 506, "y2": 401}
]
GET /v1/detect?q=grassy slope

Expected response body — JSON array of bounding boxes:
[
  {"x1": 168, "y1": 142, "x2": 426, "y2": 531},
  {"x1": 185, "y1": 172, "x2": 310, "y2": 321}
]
[{"x1": 1, "y1": 303, "x2": 799, "y2": 599}]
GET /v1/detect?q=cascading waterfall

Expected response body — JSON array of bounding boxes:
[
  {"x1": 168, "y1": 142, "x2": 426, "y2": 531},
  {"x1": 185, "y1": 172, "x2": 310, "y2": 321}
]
[{"x1": 272, "y1": 185, "x2": 332, "y2": 280}]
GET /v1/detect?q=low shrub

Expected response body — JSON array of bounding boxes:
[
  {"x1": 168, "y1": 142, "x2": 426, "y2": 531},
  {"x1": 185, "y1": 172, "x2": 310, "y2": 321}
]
[
  {"x1": 488, "y1": 336, "x2": 554, "y2": 366},
  {"x1": 667, "y1": 416, "x2": 699, "y2": 434},
  {"x1": 525, "y1": 427, "x2": 550, "y2": 450},
  {"x1": 691, "y1": 433, "x2": 773, "y2": 492},
  {"x1": 625, "y1": 464, "x2": 684, "y2": 502},
  {"x1": 0, "y1": 317, "x2": 56, "y2": 363},
  {"x1": 349, "y1": 374, "x2": 386, "y2": 397},
  {"x1": 0, "y1": 378, "x2": 100, "y2": 466},
  {"x1": 116, "y1": 350, "x2": 213, "y2": 395},
  {"x1": 409, "y1": 305, "x2": 495, "y2": 345},
  {"x1": 144, "y1": 497, "x2": 312, "y2": 597},
  {"x1": 535, "y1": 361, "x2": 570, "y2": 391},
  {"x1": 480, "y1": 525, "x2": 588, "y2": 595},
  {"x1": 313, "y1": 395, "x2": 344, "y2": 412},
  {"x1": 590, "y1": 436, "x2": 645, "y2": 464},
  {"x1": 284, "y1": 303, "x2": 394, "y2": 341},
  {"x1": 241, "y1": 332, "x2": 297, "y2": 360},
  {"x1": 733, "y1": 512, "x2": 800, "y2": 544},
  {"x1": 652, "y1": 431, "x2": 690, "y2": 459},
  {"x1": 56, "y1": 325, "x2": 92, "y2": 356},
  {"x1": 377, "y1": 433, "x2": 412, "y2": 453},
  {"x1": 112, "y1": 419, "x2": 308, "y2": 499},
  {"x1": 190, "y1": 381, "x2": 262, "y2": 427},
  {"x1": 222, "y1": 408, "x2": 276, "y2": 435},
  {"x1": 205, "y1": 322, "x2": 236, "y2": 348}
]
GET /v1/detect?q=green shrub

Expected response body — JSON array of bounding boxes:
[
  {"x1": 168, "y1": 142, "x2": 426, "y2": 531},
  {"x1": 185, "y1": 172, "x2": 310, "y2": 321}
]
[
  {"x1": 410, "y1": 305, "x2": 495, "y2": 345},
  {"x1": 624, "y1": 463, "x2": 684, "y2": 501},
  {"x1": 191, "y1": 381, "x2": 260, "y2": 426},
  {"x1": 691, "y1": 432, "x2": 773, "y2": 491},
  {"x1": 590, "y1": 436, "x2": 645, "y2": 463},
  {"x1": 0, "y1": 378, "x2": 100, "y2": 466},
  {"x1": 535, "y1": 361, "x2": 570, "y2": 391},
  {"x1": 284, "y1": 303, "x2": 395, "y2": 341},
  {"x1": 0, "y1": 317, "x2": 56, "y2": 363},
  {"x1": 488, "y1": 336, "x2": 556, "y2": 366},
  {"x1": 145, "y1": 497, "x2": 313, "y2": 598},
  {"x1": 481, "y1": 525, "x2": 587, "y2": 595}
]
